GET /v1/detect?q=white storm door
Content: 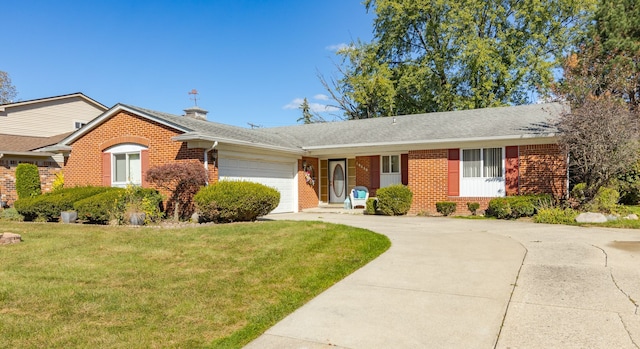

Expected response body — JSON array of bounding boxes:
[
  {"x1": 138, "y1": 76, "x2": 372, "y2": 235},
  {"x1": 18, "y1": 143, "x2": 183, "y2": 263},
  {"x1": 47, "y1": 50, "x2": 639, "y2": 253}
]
[{"x1": 329, "y1": 160, "x2": 346, "y2": 203}]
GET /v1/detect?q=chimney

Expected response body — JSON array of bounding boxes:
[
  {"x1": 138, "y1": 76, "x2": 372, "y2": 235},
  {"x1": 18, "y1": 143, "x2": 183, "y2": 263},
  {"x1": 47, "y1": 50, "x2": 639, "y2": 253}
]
[{"x1": 183, "y1": 105, "x2": 208, "y2": 120}]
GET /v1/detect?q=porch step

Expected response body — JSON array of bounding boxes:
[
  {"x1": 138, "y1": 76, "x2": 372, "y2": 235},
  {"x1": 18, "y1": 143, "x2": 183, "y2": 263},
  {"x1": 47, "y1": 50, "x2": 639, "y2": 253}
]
[{"x1": 302, "y1": 204, "x2": 365, "y2": 214}]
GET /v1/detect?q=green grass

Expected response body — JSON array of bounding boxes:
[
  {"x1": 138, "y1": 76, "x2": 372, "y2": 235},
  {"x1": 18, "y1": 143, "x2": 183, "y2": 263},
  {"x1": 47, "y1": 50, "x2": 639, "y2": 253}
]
[{"x1": 0, "y1": 221, "x2": 390, "y2": 348}]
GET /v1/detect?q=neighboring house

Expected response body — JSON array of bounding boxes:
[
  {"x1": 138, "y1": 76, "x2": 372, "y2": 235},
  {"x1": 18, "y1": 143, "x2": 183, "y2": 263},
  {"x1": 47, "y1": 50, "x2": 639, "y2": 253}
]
[
  {"x1": 55, "y1": 102, "x2": 567, "y2": 215},
  {"x1": 0, "y1": 93, "x2": 107, "y2": 205}
]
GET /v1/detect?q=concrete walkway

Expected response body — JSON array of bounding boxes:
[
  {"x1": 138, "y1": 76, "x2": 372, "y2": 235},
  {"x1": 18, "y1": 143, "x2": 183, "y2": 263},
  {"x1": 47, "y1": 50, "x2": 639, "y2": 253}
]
[{"x1": 245, "y1": 213, "x2": 640, "y2": 349}]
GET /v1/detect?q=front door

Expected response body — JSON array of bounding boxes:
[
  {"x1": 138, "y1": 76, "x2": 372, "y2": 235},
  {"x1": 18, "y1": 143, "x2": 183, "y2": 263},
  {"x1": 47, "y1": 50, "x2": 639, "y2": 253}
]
[{"x1": 329, "y1": 159, "x2": 346, "y2": 203}]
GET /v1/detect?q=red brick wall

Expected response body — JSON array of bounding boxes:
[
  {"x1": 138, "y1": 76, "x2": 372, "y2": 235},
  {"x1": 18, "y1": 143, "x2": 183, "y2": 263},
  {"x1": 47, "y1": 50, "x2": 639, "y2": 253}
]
[
  {"x1": 298, "y1": 157, "x2": 319, "y2": 210},
  {"x1": 0, "y1": 158, "x2": 62, "y2": 206},
  {"x1": 407, "y1": 149, "x2": 448, "y2": 214},
  {"x1": 355, "y1": 156, "x2": 373, "y2": 196},
  {"x1": 519, "y1": 144, "x2": 567, "y2": 199},
  {"x1": 397, "y1": 144, "x2": 566, "y2": 215},
  {"x1": 64, "y1": 111, "x2": 214, "y2": 200}
]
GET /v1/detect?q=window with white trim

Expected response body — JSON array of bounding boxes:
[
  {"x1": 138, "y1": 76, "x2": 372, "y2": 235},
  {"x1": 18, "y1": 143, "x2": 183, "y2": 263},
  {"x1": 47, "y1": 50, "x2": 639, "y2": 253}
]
[
  {"x1": 462, "y1": 148, "x2": 503, "y2": 178},
  {"x1": 105, "y1": 144, "x2": 146, "y2": 187},
  {"x1": 382, "y1": 155, "x2": 400, "y2": 174},
  {"x1": 460, "y1": 147, "x2": 505, "y2": 197}
]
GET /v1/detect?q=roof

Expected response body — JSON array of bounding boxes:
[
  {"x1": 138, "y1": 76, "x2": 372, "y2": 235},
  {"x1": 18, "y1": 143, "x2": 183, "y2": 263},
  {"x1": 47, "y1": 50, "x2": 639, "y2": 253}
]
[
  {"x1": 0, "y1": 132, "x2": 71, "y2": 157},
  {"x1": 260, "y1": 102, "x2": 565, "y2": 150},
  {"x1": 61, "y1": 104, "x2": 305, "y2": 154},
  {"x1": 59, "y1": 102, "x2": 566, "y2": 155},
  {"x1": 0, "y1": 92, "x2": 107, "y2": 112},
  {"x1": 0, "y1": 132, "x2": 72, "y2": 152}
]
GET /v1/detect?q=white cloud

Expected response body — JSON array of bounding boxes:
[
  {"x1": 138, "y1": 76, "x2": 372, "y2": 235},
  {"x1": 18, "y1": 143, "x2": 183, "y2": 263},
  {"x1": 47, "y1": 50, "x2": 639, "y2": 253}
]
[
  {"x1": 283, "y1": 98, "x2": 305, "y2": 110},
  {"x1": 309, "y1": 102, "x2": 339, "y2": 113},
  {"x1": 325, "y1": 43, "x2": 350, "y2": 51},
  {"x1": 282, "y1": 98, "x2": 339, "y2": 113},
  {"x1": 313, "y1": 94, "x2": 330, "y2": 101}
]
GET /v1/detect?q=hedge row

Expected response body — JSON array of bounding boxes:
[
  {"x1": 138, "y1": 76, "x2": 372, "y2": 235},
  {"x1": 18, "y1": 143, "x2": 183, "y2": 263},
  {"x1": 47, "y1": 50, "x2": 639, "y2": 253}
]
[
  {"x1": 14, "y1": 186, "x2": 163, "y2": 224},
  {"x1": 14, "y1": 186, "x2": 113, "y2": 221},
  {"x1": 485, "y1": 194, "x2": 552, "y2": 219}
]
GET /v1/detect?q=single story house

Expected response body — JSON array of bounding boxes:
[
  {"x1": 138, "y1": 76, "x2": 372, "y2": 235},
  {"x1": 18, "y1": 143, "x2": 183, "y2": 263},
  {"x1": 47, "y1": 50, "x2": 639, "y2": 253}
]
[
  {"x1": 0, "y1": 93, "x2": 107, "y2": 205},
  {"x1": 51, "y1": 102, "x2": 567, "y2": 215}
]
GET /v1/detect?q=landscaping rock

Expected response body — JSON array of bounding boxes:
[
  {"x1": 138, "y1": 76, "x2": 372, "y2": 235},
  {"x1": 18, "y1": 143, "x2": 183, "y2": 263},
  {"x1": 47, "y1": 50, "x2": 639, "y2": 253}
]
[
  {"x1": 575, "y1": 212, "x2": 607, "y2": 223},
  {"x1": 0, "y1": 232, "x2": 22, "y2": 245},
  {"x1": 623, "y1": 214, "x2": 639, "y2": 220},
  {"x1": 606, "y1": 214, "x2": 619, "y2": 221}
]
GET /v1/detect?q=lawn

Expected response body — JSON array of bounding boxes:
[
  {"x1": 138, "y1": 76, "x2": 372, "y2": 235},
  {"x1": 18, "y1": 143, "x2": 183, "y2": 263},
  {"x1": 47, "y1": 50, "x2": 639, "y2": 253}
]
[{"x1": 0, "y1": 220, "x2": 390, "y2": 348}]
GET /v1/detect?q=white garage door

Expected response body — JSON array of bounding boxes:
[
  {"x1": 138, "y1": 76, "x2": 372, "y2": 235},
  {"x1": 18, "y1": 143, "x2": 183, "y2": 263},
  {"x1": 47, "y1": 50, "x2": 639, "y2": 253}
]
[{"x1": 218, "y1": 158, "x2": 296, "y2": 213}]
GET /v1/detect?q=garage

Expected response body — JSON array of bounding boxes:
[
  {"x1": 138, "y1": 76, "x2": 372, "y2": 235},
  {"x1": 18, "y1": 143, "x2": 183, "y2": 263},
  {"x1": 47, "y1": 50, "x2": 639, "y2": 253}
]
[{"x1": 217, "y1": 157, "x2": 297, "y2": 213}]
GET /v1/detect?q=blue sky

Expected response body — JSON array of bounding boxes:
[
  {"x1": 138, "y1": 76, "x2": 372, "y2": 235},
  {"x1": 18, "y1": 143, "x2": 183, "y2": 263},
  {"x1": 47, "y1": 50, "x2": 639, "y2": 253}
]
[{"x1": 3, "y1": 1, "x2": 374, "y2": 127}]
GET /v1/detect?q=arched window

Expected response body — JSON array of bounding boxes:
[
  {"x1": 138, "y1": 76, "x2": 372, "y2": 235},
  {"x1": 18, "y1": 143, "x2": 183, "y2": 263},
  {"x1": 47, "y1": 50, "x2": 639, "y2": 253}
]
[{"x1": 104, "y1": 144, "x2": 147, "y2": 187}]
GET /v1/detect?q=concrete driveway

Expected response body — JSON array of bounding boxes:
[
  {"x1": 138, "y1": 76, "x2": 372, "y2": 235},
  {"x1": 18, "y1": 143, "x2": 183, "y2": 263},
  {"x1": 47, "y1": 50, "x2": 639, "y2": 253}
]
[{"x1": 246, "y1": 213, "x2": 640, "y2": 349}]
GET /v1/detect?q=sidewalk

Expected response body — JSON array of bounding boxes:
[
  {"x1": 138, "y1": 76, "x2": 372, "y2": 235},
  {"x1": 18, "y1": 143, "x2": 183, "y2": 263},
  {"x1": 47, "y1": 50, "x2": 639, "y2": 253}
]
[{"x1": 245, "y1": 213, "x2": 640, "y2": 348}]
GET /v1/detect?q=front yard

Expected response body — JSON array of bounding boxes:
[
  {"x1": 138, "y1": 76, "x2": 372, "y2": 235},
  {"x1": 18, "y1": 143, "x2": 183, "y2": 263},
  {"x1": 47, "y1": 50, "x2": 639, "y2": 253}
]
[{"x1": 0, "y1": 221, "x2": 390, "y2": 348}]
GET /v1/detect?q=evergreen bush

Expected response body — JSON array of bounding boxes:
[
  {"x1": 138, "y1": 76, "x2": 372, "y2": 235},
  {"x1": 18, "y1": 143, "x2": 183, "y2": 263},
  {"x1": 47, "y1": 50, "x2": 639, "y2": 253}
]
[
  {"x1": 533, "y1": 208, "x2": 578, "y2": 224},
  {"x1": 466, "y1": 202, "x2": 480, "y2": 215},
  {"x1": 15, "y1": 163, "x2": 41, "y2": 199},
  {"x1": 74, "y1": 188, "x2": 125, "y2": 224},
  {"x1": 376, "y1": 184, "x2": 413, "y2": 216},
  {"x1": 14, "y1": 186, "x2": 111, "y2": 221},
  {"x1": 435, "y1": 202, "x2": 457, "y2": 216},
  {"x1": 364, "y1": 197, "x2": 378, "y2": 215},
  {"x1": 194, "y1": 181, "x2": 280, "y2": 223}
]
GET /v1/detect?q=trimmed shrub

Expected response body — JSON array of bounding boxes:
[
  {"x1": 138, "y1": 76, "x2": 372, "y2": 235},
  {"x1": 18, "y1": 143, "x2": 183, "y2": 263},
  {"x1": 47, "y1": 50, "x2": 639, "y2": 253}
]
[
  {"x1": 436, "y1": 202, "x2": 457, "y2": 216},
  {"x1": 509, "y1": 197, "x2": 536, "y2": 218},
  {"x1": 14, "y1": 186, "x2": 111, "y2": 221},
  {"x1": 376, "y1": 184, "x2": 413, "y2": 216},
  {"x1": 486, "y1": 195, "x2": 552, "y2": 219},
  {"x1": 194, "y1": 181, "x2": 280, "y2": 223},
  {"x1": 74, "y1": 188, "x2": 125, "y2": 224},
  {"x1": 534, "y1": 208, "x2": 578, "y2": 224},
  {"x1": 486, "y1": 198, "x2": 512, "y2": 219},
  {"x1": 466, "y1": 202, "x2": 480, "y2": 215},
  {"x1": 72, "y1": 186, "x2": 163, "y2": 225},
  {"x1": 15, "y1": 163, "x2": 41, "y2": 199},
  {"x1": 365, "y1": 197, "x2": 378, "y2": 215}
]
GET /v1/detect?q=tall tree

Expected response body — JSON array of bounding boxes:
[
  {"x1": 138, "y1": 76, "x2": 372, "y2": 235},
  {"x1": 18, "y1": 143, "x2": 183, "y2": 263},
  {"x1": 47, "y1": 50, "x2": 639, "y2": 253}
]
[
  {"x1": 554, "y1": 0, "x2": 640, "y2": 201},
  {"x1": 297, "y1": 98, "x2": 313, "y2": 124},
  {"x1": 0, "y1": 71, "x2": 17, "y2": 104},
  {"x1": 325, "y1": 0, "x2": 595, "y2": 119},
  {"x1": 591, "y1": 0, "x2": 640, "y2": 108}
]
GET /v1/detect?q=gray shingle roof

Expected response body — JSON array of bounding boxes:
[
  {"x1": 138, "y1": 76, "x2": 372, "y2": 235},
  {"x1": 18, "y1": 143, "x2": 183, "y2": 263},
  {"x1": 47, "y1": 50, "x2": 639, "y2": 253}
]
[
  {"x1": 74, "y1": 102, "x2": 563, "y2": 153},
  {"x1": 122, "y1": 104, "x2": 303, "y2": 151},
  {"x1": 259, "y1": 102, "x2": 565, "y2": 149}
]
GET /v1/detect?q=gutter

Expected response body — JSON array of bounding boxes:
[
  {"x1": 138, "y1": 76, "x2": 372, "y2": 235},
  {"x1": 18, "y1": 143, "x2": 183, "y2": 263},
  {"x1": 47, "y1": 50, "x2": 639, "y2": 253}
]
[{"x1": 204, "y1": 141, "x2": 218, "y2": 186}]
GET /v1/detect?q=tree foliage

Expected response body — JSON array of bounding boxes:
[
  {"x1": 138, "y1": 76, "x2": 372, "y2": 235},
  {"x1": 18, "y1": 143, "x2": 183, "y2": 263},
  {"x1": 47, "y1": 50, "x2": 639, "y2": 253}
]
[
  {"x1": 557, "y1": 98, "x2": 638, "y2": 200},
  {"x1": 323, "y1": 0, "x2": 595, "y2": 119},
  {"x1": 146, "y1": 162, "x2": 207, "y2": 220},
  {"x1": 15, "y1": 163, "x2": 41, "y2": 199},
  {"x1": 554, "y1": 0, "x2": 640, "y2": 201},
  {"x1": 0, "y1": 71, "x2": 17, "y2": 104}
]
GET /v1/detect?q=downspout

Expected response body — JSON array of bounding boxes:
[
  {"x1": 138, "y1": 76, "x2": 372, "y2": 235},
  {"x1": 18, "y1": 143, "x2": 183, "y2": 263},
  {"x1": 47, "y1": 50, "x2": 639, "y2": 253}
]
[
  {"x1": 204, "y1": 141, "x2": 218, "y2": 186},
  {"x1": 566, "y1": 153, "x2": 570, "y2": 200}
]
